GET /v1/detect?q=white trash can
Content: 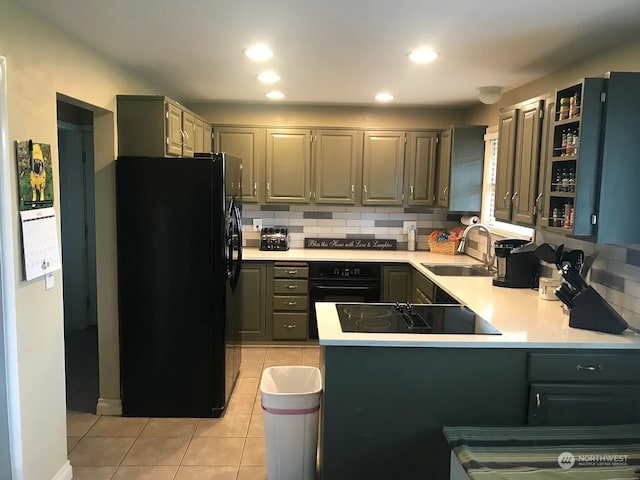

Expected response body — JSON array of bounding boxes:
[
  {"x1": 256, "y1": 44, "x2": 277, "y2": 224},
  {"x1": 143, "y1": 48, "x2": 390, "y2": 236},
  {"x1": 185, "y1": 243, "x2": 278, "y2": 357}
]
[{"x1": 260, "y1": 366, "x2": 322, "y2": 480}]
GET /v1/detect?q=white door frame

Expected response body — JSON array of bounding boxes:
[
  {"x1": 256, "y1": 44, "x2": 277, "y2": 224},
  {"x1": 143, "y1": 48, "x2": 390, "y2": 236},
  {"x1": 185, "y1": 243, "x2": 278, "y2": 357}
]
[{"x1": 0, "y1": 55, "x2": 24, "y2": 479}]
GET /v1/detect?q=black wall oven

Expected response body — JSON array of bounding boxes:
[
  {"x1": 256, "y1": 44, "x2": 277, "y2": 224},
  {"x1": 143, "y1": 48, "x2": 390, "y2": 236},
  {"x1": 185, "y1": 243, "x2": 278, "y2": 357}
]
[{"x1": 308, "y1": 262, "x2": 382, "y2": 339}]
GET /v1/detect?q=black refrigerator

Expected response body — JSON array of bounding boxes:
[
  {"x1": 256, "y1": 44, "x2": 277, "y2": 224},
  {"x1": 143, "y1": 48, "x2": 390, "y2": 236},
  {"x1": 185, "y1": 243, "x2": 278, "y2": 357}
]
[{"x1": 116, "y1": 153, "x2": 242, "y2": 417}]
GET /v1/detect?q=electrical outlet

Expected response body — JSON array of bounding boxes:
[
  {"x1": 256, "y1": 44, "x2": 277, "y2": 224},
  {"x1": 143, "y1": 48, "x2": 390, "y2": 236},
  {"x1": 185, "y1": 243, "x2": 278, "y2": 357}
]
[
  {"x1": 253, "y1": 219, "x2": 262, "y2": 231},
  {"x1": 403, "y1": 221, "x2": 417, "y2": 233}
]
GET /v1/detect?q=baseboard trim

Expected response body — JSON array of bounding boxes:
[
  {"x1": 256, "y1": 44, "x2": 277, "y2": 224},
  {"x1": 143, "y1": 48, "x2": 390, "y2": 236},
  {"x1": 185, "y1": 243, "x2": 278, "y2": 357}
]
[
  {"x1": 51, "y1": 460, "x2": 72, "y2": 480},
  {"x1": 96, "y1": 397, "x2": 122, "y2": 416}
]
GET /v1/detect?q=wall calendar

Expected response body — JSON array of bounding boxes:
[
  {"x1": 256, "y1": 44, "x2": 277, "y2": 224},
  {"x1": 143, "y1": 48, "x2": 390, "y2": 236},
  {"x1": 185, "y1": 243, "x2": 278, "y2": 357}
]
[{"x1": 19, "y1": 207, "x2": 61, "y2": 281}]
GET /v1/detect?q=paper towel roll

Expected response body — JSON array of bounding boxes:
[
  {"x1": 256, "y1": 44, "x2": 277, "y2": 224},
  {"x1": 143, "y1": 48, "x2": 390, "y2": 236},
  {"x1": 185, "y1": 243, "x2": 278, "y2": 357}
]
[{"x1": 460, "y1": 215, "x2": 479, "y2": 226}]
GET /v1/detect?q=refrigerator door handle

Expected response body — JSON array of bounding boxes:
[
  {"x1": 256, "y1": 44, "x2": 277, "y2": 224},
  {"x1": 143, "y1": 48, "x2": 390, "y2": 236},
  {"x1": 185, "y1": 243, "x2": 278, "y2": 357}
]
[{"x1": 229, "y1": 197, "x2": 243, "y2": 291}]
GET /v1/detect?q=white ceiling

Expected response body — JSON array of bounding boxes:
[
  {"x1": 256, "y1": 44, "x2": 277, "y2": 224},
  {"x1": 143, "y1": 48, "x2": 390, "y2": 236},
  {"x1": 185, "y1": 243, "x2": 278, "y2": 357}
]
[{"x1": 20, "y1": 0, "x2": 640, "y2": 106}]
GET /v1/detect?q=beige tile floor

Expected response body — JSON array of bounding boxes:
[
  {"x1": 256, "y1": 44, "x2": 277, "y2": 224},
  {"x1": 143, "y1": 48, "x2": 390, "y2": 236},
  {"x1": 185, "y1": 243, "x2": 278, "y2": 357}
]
[{"x1": 67, "y1": 346, "x2": 320, "y2": 480}]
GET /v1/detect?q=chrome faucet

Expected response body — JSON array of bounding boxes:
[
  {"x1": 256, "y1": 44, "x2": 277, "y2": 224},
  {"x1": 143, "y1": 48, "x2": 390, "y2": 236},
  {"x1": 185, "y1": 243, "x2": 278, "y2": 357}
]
[{"x1": 457, "y1": 223, "x2": 495, "y2": 271}]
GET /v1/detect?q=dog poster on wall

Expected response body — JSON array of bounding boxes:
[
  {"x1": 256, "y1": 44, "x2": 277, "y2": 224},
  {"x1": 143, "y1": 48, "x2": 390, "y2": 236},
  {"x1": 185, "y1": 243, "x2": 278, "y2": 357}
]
[{"x1": 16, "y1": 140, "x2": 54, "y2": 211}]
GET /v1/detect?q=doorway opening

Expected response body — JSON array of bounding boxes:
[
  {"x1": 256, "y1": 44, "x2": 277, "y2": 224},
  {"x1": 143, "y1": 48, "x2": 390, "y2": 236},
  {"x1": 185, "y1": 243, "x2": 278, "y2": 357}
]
[{"x1": 57, "y1": 99, "x2": 99, "y2": 413}]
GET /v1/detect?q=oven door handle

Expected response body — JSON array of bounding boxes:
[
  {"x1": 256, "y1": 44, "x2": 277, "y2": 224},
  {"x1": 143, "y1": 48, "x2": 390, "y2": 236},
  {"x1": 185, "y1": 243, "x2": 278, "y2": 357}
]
[{"x1": 310, "y1": 284, "x2": 379, "y2": 292}]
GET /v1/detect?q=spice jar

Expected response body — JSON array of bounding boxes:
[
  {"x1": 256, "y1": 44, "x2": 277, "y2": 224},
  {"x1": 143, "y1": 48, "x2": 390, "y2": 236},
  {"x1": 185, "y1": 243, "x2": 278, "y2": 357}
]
[{"x1": 559, "y1": 97, "x2": 570, "y2": 120}]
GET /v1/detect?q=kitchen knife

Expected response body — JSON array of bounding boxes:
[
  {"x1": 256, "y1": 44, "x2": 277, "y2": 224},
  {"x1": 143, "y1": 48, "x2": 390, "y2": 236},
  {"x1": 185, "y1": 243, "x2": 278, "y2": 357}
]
[
  {"x1": 581, "y1": 251, "x2": 599, "y2": 278},
  {"x1": 568, "y1": 249, "x2": 584, "y2": 272},
  {"x1": 562, "y1": 264, "x2": 588, "y2": 293},
  {"x1": 534, "y1": 243, "x2": 557, "y2": 265},
  {"x1": 555, "y1": 244, "x2": 565, "y2": 270},
  {"x1": 555, "y1": 285, "x2": 576, "y2": 309}
]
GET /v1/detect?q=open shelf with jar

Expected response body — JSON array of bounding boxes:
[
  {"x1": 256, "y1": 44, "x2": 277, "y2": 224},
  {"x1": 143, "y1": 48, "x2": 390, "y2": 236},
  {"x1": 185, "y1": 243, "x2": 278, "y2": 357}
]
[
  {"x1": 543, "y1": 77, "x2": 605, "y2": 236},
  {"x1": 542, "y1": 72, "x2": 640, "y2": 243}
]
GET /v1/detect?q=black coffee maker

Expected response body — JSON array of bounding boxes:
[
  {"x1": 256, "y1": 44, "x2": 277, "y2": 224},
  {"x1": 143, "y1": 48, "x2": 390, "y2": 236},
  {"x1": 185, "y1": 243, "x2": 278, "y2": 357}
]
[{"x1": 492, "y1": 239, "x2": 539, "y2": 288}]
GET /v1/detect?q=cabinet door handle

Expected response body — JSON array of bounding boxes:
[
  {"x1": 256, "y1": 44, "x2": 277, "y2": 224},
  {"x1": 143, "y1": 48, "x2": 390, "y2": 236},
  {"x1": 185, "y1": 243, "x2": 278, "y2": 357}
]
[
  {"x1": 283, "y1": 324, "x2": 297, "y2": 329},
  {"x1": 443, "y1": 187, "x2": 448, "y2": 199},
  {"x1": 512, "y1": 191, "x2": 519, "y2": 207},
  {"x1": 576, "y1": 364, "x2": 603, "y2": 372},
  {"x1": 285, "y1": 301, "x2": 297, "y2": 306},
  {"x1": 503, "y1": 191, "x2": 510, "y2": 207},
  {"x1": 286, "y1": 284, "x2": 298, "y2": 289},
  {"x1": 534, "y1": 192, "x2": 543, "y2": 215},
  {"x1": 183, "y1": 130, "x2": 189, "y2": 141},
  {"x1": 253, "y1": 182, "x2": 257, "y2": 197},
  {"x1": 410, "y1": 185, "x2": 415, "y2": 199},
  {"x1": 351, "y1": 184, "x2": 355, "y2": 198},
  {"x1": 363, "y1": 185, "x2": 368, "y2": 194},
  {"x1": 535, "y1": 393, "x2": 541, "y2": 410},
  {"x1": 266, "y1": 182, "x2": 271, "y2": 195}
]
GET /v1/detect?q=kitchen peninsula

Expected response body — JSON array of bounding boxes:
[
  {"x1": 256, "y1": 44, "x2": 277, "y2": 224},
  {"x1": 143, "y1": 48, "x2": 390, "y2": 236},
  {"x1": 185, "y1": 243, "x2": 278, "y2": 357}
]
[{"x1": 244, "y1": 248, "x2": 640, "y2": 479}]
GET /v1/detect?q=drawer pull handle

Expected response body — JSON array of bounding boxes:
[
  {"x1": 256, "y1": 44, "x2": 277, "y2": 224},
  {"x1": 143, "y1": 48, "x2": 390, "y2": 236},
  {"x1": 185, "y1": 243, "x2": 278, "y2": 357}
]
[
  {"x1": 285, "y1": 301, "x2": 297, "y2": 306},
  {"x1": 283, "y1": 324, "x2": 297, "y2": 329},
  {"x1": 576, "y1": 364, "x2": 603, "y2": 372},
  {"x1": 287, "y1": 270, "x2": 298, "y2": 275},
  {"x1": 286, "y1": 284, "x2": 298, "y2": 289},
  {"x1": 536, "y1": 393, "x2": 541, "y2": 410}
]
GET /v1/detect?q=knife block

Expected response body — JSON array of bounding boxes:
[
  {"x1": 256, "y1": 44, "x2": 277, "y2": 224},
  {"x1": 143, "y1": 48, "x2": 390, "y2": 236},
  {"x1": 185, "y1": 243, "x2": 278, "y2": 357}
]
[{"x1": 569, "y1": 286, "x2": 629, "y2": 334}]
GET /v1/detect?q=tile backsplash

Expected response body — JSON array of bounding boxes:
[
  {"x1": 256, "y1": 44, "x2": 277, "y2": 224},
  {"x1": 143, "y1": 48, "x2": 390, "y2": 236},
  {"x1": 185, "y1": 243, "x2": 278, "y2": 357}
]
[{"x1": 241, "y1": 204, "x2": 461, "y2": 250}]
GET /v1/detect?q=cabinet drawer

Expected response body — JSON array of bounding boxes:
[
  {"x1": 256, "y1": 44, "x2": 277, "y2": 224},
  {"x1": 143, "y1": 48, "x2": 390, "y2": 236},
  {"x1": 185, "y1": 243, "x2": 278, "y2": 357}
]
[
  {"x1": 273, "y1": 295, "x2": 308, "y2": 311},
  {"x1": 412, "y1": 271, "x2": 435, "y2": 303},
  {"x1": 272, "y1": 313, "x2": 308, "y2": 340},
  {"x1": 528, "y1": 353, "x2": 640, "y2": 382},
  {"x1": 274, "y1": 266, "x2": 309, "y2": 279},
  {"x1": 273, "y1": 279, "x2": 308, "y2": 294}
]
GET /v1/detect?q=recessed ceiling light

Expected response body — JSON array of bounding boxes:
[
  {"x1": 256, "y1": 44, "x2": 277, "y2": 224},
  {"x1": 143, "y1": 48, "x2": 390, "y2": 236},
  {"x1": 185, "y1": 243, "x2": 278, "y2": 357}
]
[
  {"x1": 408, "y1": 48, "x2": 438, "y2": 64},
  {"x1": 258, "y1": 71, "x2": 280, "y2": 84},
  {"x1": 375, "y1": 92, "x2": 394, "y2": 102},
  {"x1": 244, "y1": 44, "x2": 273, "y2": 62},
  {"x1": 266, "y1": 91, "x2": 285, "y2": 100}
]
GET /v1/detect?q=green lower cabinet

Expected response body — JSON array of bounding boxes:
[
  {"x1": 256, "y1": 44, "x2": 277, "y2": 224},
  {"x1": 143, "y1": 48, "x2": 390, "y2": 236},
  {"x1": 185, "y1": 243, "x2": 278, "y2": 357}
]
[
  {"x1": 272, "y1": 312, "x2": 308, "y2": 340},
  {"x1": 528, "y1": 383, "x2": 640, "y2": 426},
  {"x1": 382, "y1": 265, "x2": 410, "y2": 302},
  {"x1": 238, "y1": 263, "x2": 268, "y2": 341}
]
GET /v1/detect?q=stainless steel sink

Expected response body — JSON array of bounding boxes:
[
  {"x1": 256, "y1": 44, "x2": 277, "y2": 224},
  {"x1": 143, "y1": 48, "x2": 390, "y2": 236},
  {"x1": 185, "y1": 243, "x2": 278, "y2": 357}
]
[{"x1": 421, "y1": 263, "x2": 495, "y2": 277}]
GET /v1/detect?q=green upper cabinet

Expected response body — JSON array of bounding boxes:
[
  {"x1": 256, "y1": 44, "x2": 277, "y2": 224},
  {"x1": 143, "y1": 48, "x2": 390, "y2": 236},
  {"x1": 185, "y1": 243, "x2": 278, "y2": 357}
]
[
  {"x1": 215, "y1": 126, "x2": 264, "y2": 203},
  {"x1": 362, "y1": 131, "x2": 405, "y2": 205},
  {"x1": 312, "y1": 129, "x2": 362, "y2": 204},
  {"x1": 535, "y1": 101, "x2": 555, "y2": 229},
  {"x1": 436, "y1": 126, "x2": 485, "y2": 212},
  {"x1": 542, "y1": 72, "x2": 640, "y2": 242},
  {"x1": 512, "y1": 99, "x2": 544, "y2": 225},
  {"x1": 436, "y1": 129, "x2": 452, "y2": 208},
  {"x1": 181, "y1": 110, "x2": 196, "y2": 156},
  {"x1": 494, "y1": 109, "x2": 518, "y2": 221},
  {"x1": 165, "y1": 102, "x2": 184, "y2": 156},
  {"x1": 495, "y1": 98, "x2": 544, "y2": 225},
  {"x1": 266, "y1": 128, "x2": 312, "y2": 203},
  {"x1": 194, "y1": 118, "x2": 212, "y2": 154},
  {"x1": 116, "y1": 95, "x2": 209, "y2": 158},
  {"x1": 405, "y1": 131, "x2": 437, "y2": 206}
]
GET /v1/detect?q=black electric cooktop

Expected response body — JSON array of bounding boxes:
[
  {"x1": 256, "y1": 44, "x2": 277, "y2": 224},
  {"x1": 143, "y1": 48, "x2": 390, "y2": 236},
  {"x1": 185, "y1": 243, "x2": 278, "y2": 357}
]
[{"x1": 336, "y1": 303, "x2": 501, "y2": 335}]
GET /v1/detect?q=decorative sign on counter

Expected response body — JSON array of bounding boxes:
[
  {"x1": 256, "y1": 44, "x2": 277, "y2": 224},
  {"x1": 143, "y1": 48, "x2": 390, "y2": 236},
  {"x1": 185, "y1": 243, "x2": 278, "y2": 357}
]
[{"x1": 304, "y1": 237, "x2": 396, "y2": 250}]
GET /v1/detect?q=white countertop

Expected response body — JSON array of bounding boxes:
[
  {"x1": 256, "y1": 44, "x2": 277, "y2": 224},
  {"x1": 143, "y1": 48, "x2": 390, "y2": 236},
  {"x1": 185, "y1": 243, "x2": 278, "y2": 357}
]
[{"x1": 243, "y1": 247, "x2": 640, "y2": 349}]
